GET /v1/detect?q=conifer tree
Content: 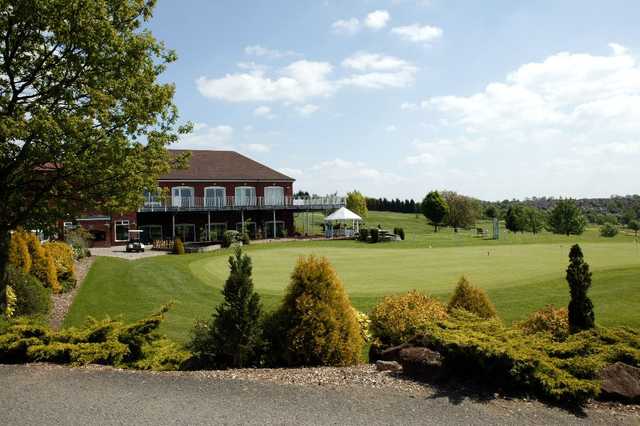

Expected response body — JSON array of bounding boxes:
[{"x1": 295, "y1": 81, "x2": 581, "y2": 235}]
[{"x1": 566, "y1": 244, "x2": 595, "y2": 333}]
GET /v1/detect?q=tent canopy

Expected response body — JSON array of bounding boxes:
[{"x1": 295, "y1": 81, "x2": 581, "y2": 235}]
[{"x1": 324, "y1": 207, "x2": 362, "y2": 222}]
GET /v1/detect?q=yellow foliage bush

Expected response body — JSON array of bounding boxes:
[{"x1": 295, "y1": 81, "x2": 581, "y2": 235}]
[
  {"x1": 369, "y1": 290, "x2": 448, "y2": 346},
  {"x1": 268, "y1": 255, "x2": 364, "y2": 367},
  {"x1": 447, "y1": 276, "x2": 497, "y2": 319},
  {"x1": 517, "y1": 305, "x2": 569, "y2": 340},
  {"x1": 44, "y1": 241, "x2": 76, "y2": 290},
  {"x1": 25, "y1": 233, "x2": 60, "y2": 294},
  {"x1": 8, "y1": 228, "x2": 32, "y2": 274}
]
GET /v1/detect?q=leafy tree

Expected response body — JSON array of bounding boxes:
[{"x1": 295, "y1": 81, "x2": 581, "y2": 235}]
[
  {"x1": 599, "y1": 223, "x2": 618, "y2": 238},
  {"x1": 505, "y1": 205, "x2": 526, "y2": 233},
  {"x1": 0, "y1": 0, "x2": 189, "y2": 295},
  {"x1": 188, "y1": 248, "x2": 262, "y2": 368},
  {"x1": 547, "y1": 199, "x2": 587, "y2": 236},
  {"x1": 565, "y1": 245, "x2": 594, "y2": 333},
  {"x1": 484, "y1": 205, "x2": 499, "y2": 219},
  {"x1": 346, "y1": 190, "x2": 368, "y2": 218},
  {"x1": 442, "y1": 191, "x2": 479, "y2": 232},
  {"x1": 524, "y1": 207, "x2": 546, "y2": 234},
  {"x1": 422, "y1": 191, "x2": 448, "y2": 232},
  {"x1": 628, "y1": 220, "x2": 640, "y2": 237}
]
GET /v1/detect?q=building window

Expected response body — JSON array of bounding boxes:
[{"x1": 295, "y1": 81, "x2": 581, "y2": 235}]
[
  {"x1": 264, "y1": 220, "x2": 285, "y2": 238},
  {"x1": 207, "y1": 223, "x2": 227, "y2": 241},
  {"x1": 234, "y1": 186, "x2": 256, "y2": 207},
  {"x1": 235, "y1": 222, "x2": 257, "y2": 239},
  {"x1": 172, "y1": 186, "x2": 194, "y2": 208},
  {"x1": 140, "y1": 225, "x2": 162, "y2": 243},
  {"x1": 175, "y1": 223, "x2": 195, "y2": 242},
  {"x1": 114, "y1": 220, "x2": 130, "y2": 242},
  {"x1": 204, "y1": 186, "x2": 226, "y2": 208},
  {"x1": 264, "y1": 186, "x2": 284, "y2": 206},
  {"x1": 143, "y1": 188, "x2": 161, "y2": 207}
]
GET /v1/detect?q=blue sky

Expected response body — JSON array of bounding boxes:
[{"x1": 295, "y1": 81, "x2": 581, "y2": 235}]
[{"x1": 149, "y1": 0, "x2": 640, "y2": 201}]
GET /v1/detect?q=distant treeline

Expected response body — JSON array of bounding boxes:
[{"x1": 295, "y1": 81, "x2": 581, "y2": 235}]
[{"x1": 366, "y1": 197, "x2": 420, "y2": 214}]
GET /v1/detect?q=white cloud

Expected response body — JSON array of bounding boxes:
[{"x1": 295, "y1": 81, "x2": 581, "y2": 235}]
[
  {"x1": 391, "y1": 24, "x2": 443, "y2": 43},
  {"x1": 342, "y1": 52, "x2": 411, "y2": 71},
  {"x1": 408, "y1": 44, "x2": 640, "y2": 198},
  {"x1": 296, "y1": 104, "x2": 319, "y2": 116},
  {"x1": 253, "y1": 105, "x2": 275, "y2": 119},
  {"x1": 340, "y1": 52, "x2": 418, "y2": 89},
  {"x1": 174, "y1": 124, "x2": 234, "y2": 149},
  {"x1": 364, "y1": 10, "x2": 390, "y2": 30},
  {"x1": 244, "y1": 143, "x2": 271, "y2": 153},
  {"x1": 196, "y1": 60, "x2": 335, "y2": 103},
  {"x1": 332, "y1": 18, "x2": 360, "y2": 35},
  {"x1": 244, "y1": 45, "x2": 297, "y2": 59}
]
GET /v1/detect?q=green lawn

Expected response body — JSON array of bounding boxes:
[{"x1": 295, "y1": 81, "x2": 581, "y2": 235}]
[{"x1": 65, "y1": 215, "x2": 640, "y2": 343}]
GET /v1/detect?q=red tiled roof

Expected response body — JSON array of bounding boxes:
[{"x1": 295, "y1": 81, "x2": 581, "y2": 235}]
[{"x1": 161, "y1": 150, "x2": 294, "y2": 182}]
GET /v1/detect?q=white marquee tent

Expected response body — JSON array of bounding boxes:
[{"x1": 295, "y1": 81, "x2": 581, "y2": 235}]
[{"x1": 324, "y1": 207, "x2": 363, "y2": 238}]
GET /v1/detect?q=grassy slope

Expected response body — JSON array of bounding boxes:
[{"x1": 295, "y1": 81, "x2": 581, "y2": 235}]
[{"x1": 65, "y1": 212, "x2": 640, "y2": 342}]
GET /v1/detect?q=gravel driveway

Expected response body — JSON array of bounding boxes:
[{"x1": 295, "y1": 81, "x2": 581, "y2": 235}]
[
  {"x1": 89, "y1": 246, "x2": 169, "y2": 260},
  {"x1": 1, "y1": 364, "x2": 637, "y2": 425}
]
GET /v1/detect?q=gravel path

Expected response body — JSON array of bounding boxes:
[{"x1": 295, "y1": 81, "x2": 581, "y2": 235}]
[
  {"x1": 1, "y1": 364, "x2": 638, "y2": 425},
  {"x1": 49, "y1": 256, "x2": 96, "y2": 330}
]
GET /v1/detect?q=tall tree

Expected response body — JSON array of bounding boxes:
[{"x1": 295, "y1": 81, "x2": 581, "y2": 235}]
[
  {"x1": 346, "y1": 190, "x2": 368, "y2": 218},
  {"x1": 505, "y1": 205, "x2": 526, "y2": 233},
  {"x1": 422, "y1": 191, "x2": 448, "y2": 232},
  {"x1": 442, "y1": 191, "x2": 479, "y2": 232},
  {"x1": 628, "y1": 220, "x2": 640, "y2": 237},
  {"x1": 0, "y1": 0, "x2": 189, "y2": 293},
  {"x1": 566, "y1": 244, "x2": 595, "y2": 333},
  {"x1": 524, "y1": 207, "x2": 546, "y2": 234},
  {"x1": 188, "y1": 248, "x2": 262, "y2": 368},
  {"x1": 548, "y1": 199, "x2": 587, "y2": 236}
]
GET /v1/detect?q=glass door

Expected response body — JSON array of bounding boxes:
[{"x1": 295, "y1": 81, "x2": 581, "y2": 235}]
[{"x1": 172, "y1": 186, "x2": 194, "y2": 208}]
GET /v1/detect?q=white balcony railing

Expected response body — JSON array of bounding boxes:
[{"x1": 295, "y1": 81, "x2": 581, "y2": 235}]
[{"x1": 139, "y1": 195, "x2": 345, "y2": 212}]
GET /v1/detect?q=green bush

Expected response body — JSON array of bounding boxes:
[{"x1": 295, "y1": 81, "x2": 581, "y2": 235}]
[
  {"x1": 263, "y1": 255, "x2": 363, "y2": 367},
  {"x1": 369, "y1": 290, "x2": 448, "y2": 346},
  {"x1": 517, "y1": 305, "x2": 569, "y2": 341},
  {"x1": 64, "y1": 227, "x2": 93, "y2": 259},
  {"x1": 188, "y1": 248, "x2": 262, "y2": 369},
  {"x1": 222, "y1": 230, "x2": 240, "y2": 248},
  {"x1": 4, "y1": 266, "x2": 51, "y2": 318},
  {"x1": 369, "y1": 228, "x2": 379, "y2": 243},
  {"x1": 357, "y1": 228, "x2": 369, "y2": 242},
  {"x1": 599, "y1": 223, "x2": 618, "y2": 238},
  {"x1": 0, "y1": 305, "x2": 190, "y2": 370},
  {"x1": 411, "y1": 310, "x2": 640, "y2": 405},
  {"x1": 241, "y1": 232, "x2": 251, "y2": 245},
  {"x1": 393, "y1": 227, "x2": 405, "y2": 240},
  {"x1": 447, "y1": 276, "x2": 497, "y2": 319},
  {"x1": 173, "y1": 238, "x2": 185, "y2": 255}
]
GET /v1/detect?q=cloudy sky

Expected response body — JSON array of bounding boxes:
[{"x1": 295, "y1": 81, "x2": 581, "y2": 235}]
[{"x1": 150, "y1": 0, "x2": 640, "y2": 201}]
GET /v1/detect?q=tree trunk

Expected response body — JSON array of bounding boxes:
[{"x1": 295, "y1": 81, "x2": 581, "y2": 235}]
[{"x1": 0, "y1": 228, "x2": 10, "y2": 296}]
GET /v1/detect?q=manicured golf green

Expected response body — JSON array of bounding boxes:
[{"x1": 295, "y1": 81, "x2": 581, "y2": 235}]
[{"x1": 65, "y1": 237, "x2": 640, "y2": 343}]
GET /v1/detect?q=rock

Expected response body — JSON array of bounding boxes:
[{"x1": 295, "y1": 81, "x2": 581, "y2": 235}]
[
  {"x1": 376, "y1": 360, "x2": 402, "y2": 372},
  {"x1": 597, "y1": 362, "x2": 640, "y2": 403},
  {"x1": 380, "y1": 342, "x2": 413, "y2": 362},
  {"x1": 398, "y1": 347, "x2": 443, "y2": 380}
]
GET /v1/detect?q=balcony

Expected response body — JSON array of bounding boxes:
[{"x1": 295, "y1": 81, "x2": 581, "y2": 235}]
[{"x1": 138, "y1": 195, "x2": 345, "y2": 212}]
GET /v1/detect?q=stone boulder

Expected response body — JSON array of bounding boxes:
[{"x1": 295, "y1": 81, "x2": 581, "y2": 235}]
[
  {"x1": 398, "y1": 347, "x2": 443, "y2": 380},
  {"x1": 597, "y1": 362, "x2": 640, "y2": 403},
  {"x1": 376, "y1": 360, "x2": 402, "y2": 372},
  {"x1": 380, "y1": 342, "x2": 413, "y2": 362}
]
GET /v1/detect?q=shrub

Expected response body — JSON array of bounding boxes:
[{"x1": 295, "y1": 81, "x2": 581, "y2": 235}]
[
  {"x1": 8, "y1": 229, "x2": 31, "y2": 273},
  {"x1": 411, "y1": 310, "x2": 640, "y2": 405},
  {"x1": 222, "y1": 230, "x2": 240, "y2": 248},
  {"x1": 369, "y1": 290, "x2": 448, "y2": 346},
  {"x1": 393, "y1": 227, "x2": 405, "y2": 240},
  {"x1": 447, "y1": 276, "x2": 497, "y2": 319},
  {"x1": 44, "y1": 242, "x2": 76, "y2": 291},
  {"x1": 353, "y1": 308, "x2": 371, "y2": 342},
  {"x1": 241, "y1": 232, "x2": 251, "y2": 245},
  {"x1": 0, "y1": 305, "x2": 190, "y2": 370},
  {"x1": 188, "y1": 248, "x2": 262, "y2": 369},
  {"x1": 64, "y1": 227, "x2": 93, "y2": 259},
  {"x1": 24, "y1": 233, "x2": 60, "y2": 293},
  {"x1": 4, "y1": 285, "x2": 17, "y2": 319},
  {"x1": 566, "y1": 244, "x2": 594, "y2": 333},
  {"x1": 599, "y1": 223, "x2": 618, "y2": 238},
  {"x1": 264, "y1": 256, "x2": 363, "y2": 367},
  {"x1": 369, "y1": 228, "x2": 379, "y2": 243},
  {"x1": 173, "y1": 238, "x2": 185, "y2": 255},
  {"x1": 517, "y1": 305, "x2": 569, "y2": 341},
  {"x1": 4, "y1": 266, "x2": 51, "y2": 317},
  {"x1": 357, "y1": 228, "x2": 369, "y2": 242}
]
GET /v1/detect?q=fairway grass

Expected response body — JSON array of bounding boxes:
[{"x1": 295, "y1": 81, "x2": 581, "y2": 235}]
[{"x1": 65, "y1": 240, "x2": 640, "y2": 343}]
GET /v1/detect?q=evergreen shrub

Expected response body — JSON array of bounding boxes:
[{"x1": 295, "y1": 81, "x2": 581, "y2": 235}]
[
  {"x1": 173, "y1": 238, "x2": 185, "y2": 255},
  {"x1": 517, "y1": 305, "x2": 569, "y2": 341},
  {"x1": 44, "y1": 242, "x2": 77, "y2": 291},
  {"x1": 369, "y1": 228, "x2": 379, "y2": 243},
  {"x1": 5, "y1": 266, "x2": 51, "y2": 317},
  {"x1": 357, "y1": 228, "x2": 369, "y2": 242},
  {"x1": 447, "y1": 276, "x2": 497, "y2": 319}
]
